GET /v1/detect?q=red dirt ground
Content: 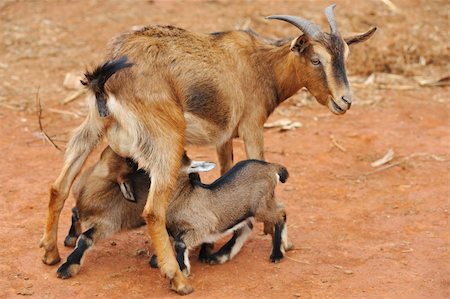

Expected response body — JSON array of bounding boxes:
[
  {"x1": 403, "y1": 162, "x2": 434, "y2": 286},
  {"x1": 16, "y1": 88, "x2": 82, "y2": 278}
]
[{"x1": 1, "y1": 1, "x2": 449, "y2": 298}]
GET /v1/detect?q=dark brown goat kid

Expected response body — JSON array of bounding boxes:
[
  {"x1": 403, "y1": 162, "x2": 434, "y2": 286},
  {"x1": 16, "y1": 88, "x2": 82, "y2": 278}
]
[{"x1": 40, "y1": 5, "x2": 376, "y2": 294}]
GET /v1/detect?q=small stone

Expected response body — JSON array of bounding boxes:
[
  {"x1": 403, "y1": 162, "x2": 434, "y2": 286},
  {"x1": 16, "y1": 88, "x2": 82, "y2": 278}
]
[
  {"x1": 343, "y1": 270, "x2": 353, "y2": 275},
  {"x1": 135, "y1": 248, "x2": 148, "y2": 257},
  {"x1": 17, "y1": 289, "x2": 34, "y2": 296},
  {"x1": 110, "y1": 241, "x2": 117, "y2": 246}
]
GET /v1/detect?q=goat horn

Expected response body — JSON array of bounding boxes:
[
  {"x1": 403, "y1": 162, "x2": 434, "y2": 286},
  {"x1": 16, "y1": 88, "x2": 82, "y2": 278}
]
[
  {"x1": 325, "y1": 4, "x2": 339, "y2": 34},
  {"x1": 266, "y1": 15, "x2": 321, "y2": 39}
]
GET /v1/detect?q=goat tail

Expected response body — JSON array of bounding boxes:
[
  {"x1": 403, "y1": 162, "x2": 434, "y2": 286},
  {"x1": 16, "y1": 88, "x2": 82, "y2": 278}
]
[
  {"x1": 82, "y1": 56, "x2": 133, "y2": 117},
  {"x1": 274, "y1": 164, "x2": 289, "y2": 183}
]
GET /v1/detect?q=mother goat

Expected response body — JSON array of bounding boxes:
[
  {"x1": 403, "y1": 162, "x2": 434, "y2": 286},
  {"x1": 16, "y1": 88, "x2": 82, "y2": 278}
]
[{"x1": 40, "y1": 4, "x2": 375, "y2": 294}]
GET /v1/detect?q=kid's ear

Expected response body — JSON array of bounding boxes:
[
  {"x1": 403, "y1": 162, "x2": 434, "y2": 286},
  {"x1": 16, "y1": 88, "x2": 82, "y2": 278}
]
[
  {"x1": 120, "y1": 180, "x2": 136, "y2": 202},
  {"x1": 188, "y1": 161, "x2": 216, "y2": 173}
]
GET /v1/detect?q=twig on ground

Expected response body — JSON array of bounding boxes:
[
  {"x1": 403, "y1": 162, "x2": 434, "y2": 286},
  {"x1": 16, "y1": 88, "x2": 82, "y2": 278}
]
[
  {"x1": 380, "y1": 0, "x2": 400, "y2": 13},
  {"x1": 62, "y1": 89, "x2": 86, "y2": 104},
  {"x1": 285, "y1": 256, "x2": 311, "y2": 264},
  {"x1": 330, "y1": 135, "x2": 347, "y2": 152},
  {"x1": 35, "y1": 88, "x2": 63, "y2": 152},
  {"x1": 364, "y1": 153, "x2": 446, "y2": 176},
  {"x1": 0, "y1": 102, "x2": 25, "y2": 111},
  {"x1": 371, "y1": 148, "x2": 395, "y2": 167}
]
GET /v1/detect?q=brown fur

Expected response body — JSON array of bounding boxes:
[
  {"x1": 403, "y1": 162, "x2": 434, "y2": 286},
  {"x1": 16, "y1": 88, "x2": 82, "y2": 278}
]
[{"x1": 41, "y1": 18, "x2": 375, "y2": 294}]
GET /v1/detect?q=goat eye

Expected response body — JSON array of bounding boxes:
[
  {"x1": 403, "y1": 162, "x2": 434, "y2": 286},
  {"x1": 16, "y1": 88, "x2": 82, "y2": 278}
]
[{"x1": 311, "y1": 58, "x2": 321, "y2": 66}]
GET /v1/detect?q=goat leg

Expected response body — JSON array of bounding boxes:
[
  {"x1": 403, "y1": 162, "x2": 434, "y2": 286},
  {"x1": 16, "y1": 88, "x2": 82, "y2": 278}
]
[
  {"x1": 216, "y1": 139, "x2": 234, "y2": 174},
  {"x1": 40, "y1": 113, "x2": 102, "y2": 265},
  {"x1": 270, "y1": 222, "x2": 286, "y2": 263},
  {"x1": 205, "y1": 220, "x2": 253, "y2": 264},
  {"x1": 143, "y1": 179, "x2": 193, "y2": 295},
  {"x1": 57, "y1": 227, "x2": 96, "y2": 279},
  {"x1": 64, "y1": 207, "x2": 82, "y2": 247}
]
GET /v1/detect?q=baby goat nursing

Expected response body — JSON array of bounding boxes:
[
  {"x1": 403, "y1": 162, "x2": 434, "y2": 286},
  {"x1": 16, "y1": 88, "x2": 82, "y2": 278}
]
[
  {"x1": 41, "y1": 5, "x2": 376, "y2": 293},
  {"x1": 57, "y1": 147, "x2": 290, "y2": 279}
]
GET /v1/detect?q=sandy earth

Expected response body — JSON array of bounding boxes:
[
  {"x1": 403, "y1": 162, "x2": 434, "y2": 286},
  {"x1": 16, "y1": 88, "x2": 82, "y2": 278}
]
[{"x1": 0, "y1": 1, "x2": 449, "y2": 298}]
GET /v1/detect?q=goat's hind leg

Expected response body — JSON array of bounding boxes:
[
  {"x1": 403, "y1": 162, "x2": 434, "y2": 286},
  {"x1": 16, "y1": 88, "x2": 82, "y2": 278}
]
[
  {"x1": 269, "y1": 219, "x2": 290, "y2": 263},
  {"x1": 203, "y1": 220, "x2": 253, "y2": 265},
  {"x1": 57, "y1": 227, "x2": 97, "y2": 279},
  {"x1": 40, "y1": 112, "x2": 102, "y2": 265},
  {"x1": 64, "y1": 207, "x2": 82, "y2": 247}
]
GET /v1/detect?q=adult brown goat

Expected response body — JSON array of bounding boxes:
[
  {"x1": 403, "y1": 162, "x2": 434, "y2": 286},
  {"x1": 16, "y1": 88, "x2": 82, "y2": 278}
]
[{"x1": 40, "y1": 4, "x2": 376, "y2": 294}]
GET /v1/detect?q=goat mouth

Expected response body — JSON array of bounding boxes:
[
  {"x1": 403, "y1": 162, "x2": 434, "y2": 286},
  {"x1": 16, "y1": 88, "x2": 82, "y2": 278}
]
[{"x1": 329, "y1": 99, "x2": 346, "y2": 115}]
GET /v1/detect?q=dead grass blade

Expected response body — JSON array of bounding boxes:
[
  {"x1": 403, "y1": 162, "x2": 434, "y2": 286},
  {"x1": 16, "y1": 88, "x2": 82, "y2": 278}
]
[
  {"x1": 62, "y1": 89, "x2": 86, "y2": 105},
  {"x1": 364, "y1": 153, "x2": 446, "y2": 176},
  {"x1": 330, "y1": 135, "x2": 347, "y2": 152},
  {"x1": 35, "y1": 88, "x2": 63, "y2": 152},
  {"x1": 0, "y1": 102, "x2": 25, "y2": 111},
  {"x1": 380, "y1": 0, "x2": 400, "y2": 13},
  {"x1": 414, "y1": 75, "x2": 450, "y2": 87},
  {"x1": 371, "y1": 148, "x2": 395, "y2": 167},
  {"x1": 47, "y1": 108, "x2": 82, "y2": 118}
]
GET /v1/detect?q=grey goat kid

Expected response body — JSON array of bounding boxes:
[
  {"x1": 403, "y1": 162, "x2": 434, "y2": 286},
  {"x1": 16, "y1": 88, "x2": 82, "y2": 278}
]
[{"x1": 57, "y1": 146, "x2": 291, "y2": 279}]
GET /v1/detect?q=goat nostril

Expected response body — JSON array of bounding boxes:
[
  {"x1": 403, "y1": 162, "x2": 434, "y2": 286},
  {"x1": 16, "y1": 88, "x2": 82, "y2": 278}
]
[{"x1": 341, "y1": 96, "x2": 352, "y2": 107}]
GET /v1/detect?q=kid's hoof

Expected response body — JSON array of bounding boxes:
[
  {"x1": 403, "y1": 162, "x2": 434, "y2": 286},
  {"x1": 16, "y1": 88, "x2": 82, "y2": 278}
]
[
  {"x1": 285, "y1": 241, "x2": 294, "y2": 251},
  {"x1": 270, "y1": 252, "x2": 284, "y2": 263},
  {"x1": 64, "y1": 236, "x2": 77, "y2": 248},
  {"x1": 56, "y1": 263, "x2": 80, "y2": 279},
  {"x1": 57, "y1": 263, "x2": 80, "y2": 279}
]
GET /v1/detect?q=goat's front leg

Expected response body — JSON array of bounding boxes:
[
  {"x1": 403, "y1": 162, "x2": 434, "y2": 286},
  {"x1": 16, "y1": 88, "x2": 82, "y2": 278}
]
[
  {"x1": 216, "y1": 139, "x2": 234, "y2": 175},
  {"x1": 174, "y1": 238, "x2": 190, "y2": 277},
  {"x1": 64, "y1": 207, "x2": 82, "y2": 248},
  {"x1": 40, "y1": 114, "x2": 102, "y2": 265},
  {"x1": 57, "y1": 227, "x2": 96, "y2": 279},
  {"x1": 143, "y1": 180, "x2": 192, "y2": 294}
]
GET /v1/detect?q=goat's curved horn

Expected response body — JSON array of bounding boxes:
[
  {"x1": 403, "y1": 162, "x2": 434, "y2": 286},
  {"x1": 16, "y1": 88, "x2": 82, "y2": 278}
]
[
  {"x1": 266, "y1": 15, "x2": 321, "y2": 39},
  {"x1": 325, "y1": 4, "x2": 339, "y2": 34}
]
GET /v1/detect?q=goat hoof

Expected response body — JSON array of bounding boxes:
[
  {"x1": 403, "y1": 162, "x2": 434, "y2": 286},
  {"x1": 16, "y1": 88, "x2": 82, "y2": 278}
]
[
  {"x1": 149, "y1": 255, "x2": 159, "y2": 268},
  {"x1": 64, "y1": 236, "x2": 77, "y2": 248},
  {"x1": 42, "y1": 249, "x2": 61, "y2": 265},
  {"x1": 57, "y1": 263, "x2": 79, "y2": 279},
  {"x1": 285, "y1": 241, "x2": 294, "y2": 251},
  {"x1": 170, "y1": 277, "x2": 193, "y2": 295},
  {"x1": 182, "y1": 268, "x2": 190, "y2": 277},
  {"x1": 270, "y1": 253, "x2": 284, "y2": 263}
]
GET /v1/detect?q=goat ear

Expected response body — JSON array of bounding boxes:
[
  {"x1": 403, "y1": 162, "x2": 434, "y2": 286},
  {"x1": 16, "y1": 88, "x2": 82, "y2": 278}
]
[
  {"x1": 188, "y1": 161, "x2": 216, "y2": 173},
  {"x1": 345, "y1": 27, "x2": 377, "y2": 46},
  {"x1": 290, "y1": 35, "x2": 309, "y2": 54},
  {"x1": 119, "y1": 180, "x2": 136, "y2": 202}
]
